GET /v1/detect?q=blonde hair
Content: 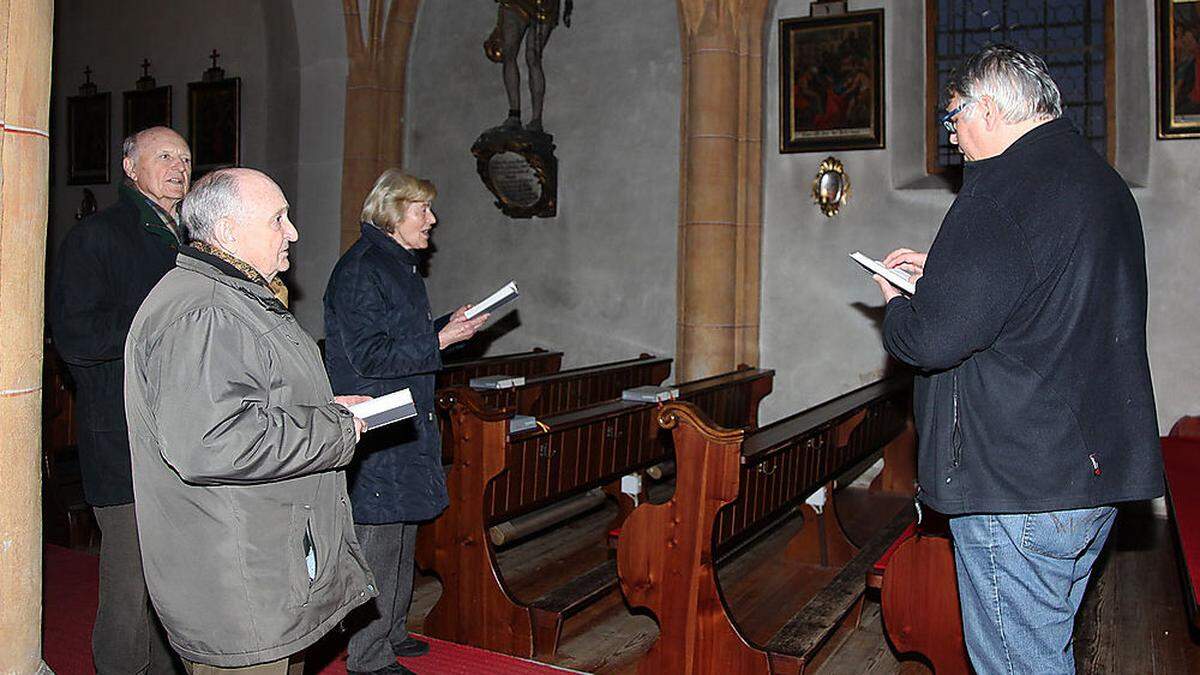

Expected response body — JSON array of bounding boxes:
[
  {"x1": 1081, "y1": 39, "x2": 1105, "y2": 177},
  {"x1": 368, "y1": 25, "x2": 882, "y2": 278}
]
[{"x1": 360, "y1": 169, "x2": 437, "y2": 234}]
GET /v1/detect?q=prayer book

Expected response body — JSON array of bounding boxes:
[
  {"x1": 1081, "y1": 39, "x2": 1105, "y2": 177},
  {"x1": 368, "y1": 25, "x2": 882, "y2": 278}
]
[
  {"x1": 469, "y1": 375, "x2": 526, "y2": 390},
  {"x1": 509, "y1": 414, "x2": 539, "y2": 434},
  {"x1": 347, "y1": 389, "x2": 416, "y2": 431},
  {"x1": 464, "y1": 281, "x2": 519, "y2": 319},
  {"x1": 622, "y1": 385, "x2": 680, "y2": 403},
  {"x1": 849, "y1": 251, "x2": 916, "y2": 295}
]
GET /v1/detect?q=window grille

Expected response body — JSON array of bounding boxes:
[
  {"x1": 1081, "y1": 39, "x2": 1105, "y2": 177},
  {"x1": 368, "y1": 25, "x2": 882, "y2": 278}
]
[{"x1": 926, "y1": 0, "x2": 1113, "y2": 174}]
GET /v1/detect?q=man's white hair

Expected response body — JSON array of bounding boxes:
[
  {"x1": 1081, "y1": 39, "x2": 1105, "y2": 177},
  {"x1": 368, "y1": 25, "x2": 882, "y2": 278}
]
[
  {"x1": 947, "y1": 43, "x2": 1062, "y2": 124},
  {"x1": 181, "y1": 169, "x2": 244, "y2": 244}
]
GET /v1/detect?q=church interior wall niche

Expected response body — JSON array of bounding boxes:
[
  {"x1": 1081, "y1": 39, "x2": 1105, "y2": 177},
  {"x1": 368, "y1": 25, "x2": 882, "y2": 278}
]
[
  {"x1": 66, "y1": 68, "x2": 110, "y2": 185},
  {"x1": 123, "y1": 59, "x2": 172, "y2": 138},
  {"x1": 188, "y1": 50, "x2": 241, "y2": 176},
  {"x1": 778, "y1": 8, "x2": 885, "y2": 153},
  {"x1": 1157, "y1": 0, "x2": 1200, "y2": 139}
]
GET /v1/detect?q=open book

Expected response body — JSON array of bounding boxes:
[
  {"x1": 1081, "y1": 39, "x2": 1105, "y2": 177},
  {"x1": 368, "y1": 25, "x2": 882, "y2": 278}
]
[
  {"x1": 347, "y1": 389, "x2": 416, "y2": 432},
  {"x1": 849, "y1": 251, "x2": 916, "y2": 295},
  {"x1": 464, "y1": 281, "x2": 519, "y2": 320}
]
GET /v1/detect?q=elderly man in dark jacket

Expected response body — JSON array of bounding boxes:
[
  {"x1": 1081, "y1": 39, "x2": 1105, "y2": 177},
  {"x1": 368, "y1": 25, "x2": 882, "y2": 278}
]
[
  {"x1": 127, "y1": 168, "x2": 376, "y2": 672},
  {"x1": 49, "y1": 126, "x2": 189, "y2": 675},
  {"x1": 875, "y1": 45, "x2": 1162, "y2": 674},
  {"x1": 324, "y1": 169, "x2": 488, "y2": 675}
]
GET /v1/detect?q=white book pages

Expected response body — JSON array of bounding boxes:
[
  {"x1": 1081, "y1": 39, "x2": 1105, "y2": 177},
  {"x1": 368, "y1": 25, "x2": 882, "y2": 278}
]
[
  {"x1": 347, "y1": 389, "x2": 416, "y2": 431},
  {"x1": 464, "y1": 281, "x2": 519, "y2": 319},
  {"x1": 849, "y1": 251, "x2": 917, "y2": 295}
]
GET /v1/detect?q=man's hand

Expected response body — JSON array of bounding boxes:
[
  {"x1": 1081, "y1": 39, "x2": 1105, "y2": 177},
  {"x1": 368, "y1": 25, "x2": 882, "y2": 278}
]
[
  {"x1": 874, "y1": 247, "x2": 927, "y2": 303},
  {"x1": 439, "y1": 304, "x2": 489, "y2": 350},
  {"x1": 333, "y1": 395, "x2": 371, "y2": 442},
  {"x1": 882, "y1": 247, "x2": 927, "y2": 281},
  {"x1": 873, "y1": 274, "x2": 903, "y2": 303}
]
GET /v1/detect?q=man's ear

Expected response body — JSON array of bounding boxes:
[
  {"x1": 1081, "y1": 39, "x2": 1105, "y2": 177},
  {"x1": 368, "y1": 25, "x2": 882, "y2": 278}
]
[
  {"x1": 123, "y1": 156, "x2": 137, "y2": 182},
  {"x1": 982, "y1": 96, "x2": 1001, "y2": 132},
  {"x1": 214, "y1": 217, "x2": 239, "y2": 250}
]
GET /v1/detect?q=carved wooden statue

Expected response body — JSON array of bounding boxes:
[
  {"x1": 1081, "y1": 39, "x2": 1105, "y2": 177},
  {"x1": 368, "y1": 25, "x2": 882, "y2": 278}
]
[{"x1": 485, "y1": 0, "x2": 573, "y2": 132}]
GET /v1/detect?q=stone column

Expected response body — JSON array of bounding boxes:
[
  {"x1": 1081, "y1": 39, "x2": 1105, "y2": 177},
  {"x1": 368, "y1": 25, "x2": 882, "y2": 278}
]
[
  {"x1": 676, "y1": 0, "x2": 768, "y2": 381},
  {"x1": 339, "y1": 0, "x2": 421, "y2": 251},
  {"x1": 0, "y1": 1, "x2": 55, "y2": 673}
]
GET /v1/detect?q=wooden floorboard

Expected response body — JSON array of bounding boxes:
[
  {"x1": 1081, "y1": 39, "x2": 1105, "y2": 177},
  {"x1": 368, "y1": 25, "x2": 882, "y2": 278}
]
[{"x1": 407, "y1": 496, "x2": 1200, "y2": 673}]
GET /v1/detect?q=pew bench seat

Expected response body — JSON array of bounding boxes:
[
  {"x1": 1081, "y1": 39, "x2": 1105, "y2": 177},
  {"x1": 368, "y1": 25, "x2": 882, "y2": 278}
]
[
  {"x1": 528, "y1": 559, "x2": 619, "y2": 657},
  {"x1": 763, "y1": 508, "x2": 912, "y2": 671}
]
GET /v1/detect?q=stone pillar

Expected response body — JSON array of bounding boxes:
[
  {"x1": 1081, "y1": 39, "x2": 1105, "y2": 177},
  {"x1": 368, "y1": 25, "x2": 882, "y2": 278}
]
[
  {"x1": 339, "y1": 0, "x2": 421, "y2": 251},
  {"x1": 0, "y1": 1, "x2": 55, "y2": 673},
  {"x1": 676, "y1": 0, "x2": 768, "y2": 381}
]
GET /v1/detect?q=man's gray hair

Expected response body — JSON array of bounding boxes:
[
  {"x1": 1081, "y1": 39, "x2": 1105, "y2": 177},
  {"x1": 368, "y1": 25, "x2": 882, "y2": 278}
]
[
  {"x1": 946, "y1": 43, "x2": 1062, "y2": 123},
  {"x1": 181, "y1": 170, "x2": 243, "y2": 244},
  {"x1": 122, "y1": 134, "x2": 139, "y2": 160}
]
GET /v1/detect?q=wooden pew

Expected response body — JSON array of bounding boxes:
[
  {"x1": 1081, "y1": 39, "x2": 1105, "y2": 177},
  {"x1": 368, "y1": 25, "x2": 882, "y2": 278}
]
[
  {"x1": 867, "y1": 515, "x2": 968, "y2": 674},
  {"x1": 417, "y1": 366, "x2": 774, "y2": 658},
  {"x1": 438, "y1": 354, "x2": 673, "y2": 463},
  {"x1": 617, "y1": 377, "x2": 914, "y2": 674},
  {"x1": 1163, "y1": 420, "x2": 1200, "y2": 630},
  {"x1": 438, "y1": 347, "x2": 563, "y2": 387}
]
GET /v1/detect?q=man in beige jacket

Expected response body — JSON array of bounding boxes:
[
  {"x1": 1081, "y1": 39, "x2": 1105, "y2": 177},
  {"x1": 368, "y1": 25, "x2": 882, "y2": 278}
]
[{"x1": 125, "y1": 168, "x2": 377, "y2": 673}]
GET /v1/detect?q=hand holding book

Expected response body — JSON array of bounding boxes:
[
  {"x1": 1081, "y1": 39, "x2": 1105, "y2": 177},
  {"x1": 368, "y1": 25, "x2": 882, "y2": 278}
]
[{"x1": 440, "y1": 305, "x2": 489, "y2": 349}]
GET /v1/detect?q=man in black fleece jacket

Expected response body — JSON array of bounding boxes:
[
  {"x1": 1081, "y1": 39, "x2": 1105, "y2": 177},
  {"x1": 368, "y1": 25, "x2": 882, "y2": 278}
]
[{"x1": 875, "y1": 45, "x2": 1161, "y2": 674}]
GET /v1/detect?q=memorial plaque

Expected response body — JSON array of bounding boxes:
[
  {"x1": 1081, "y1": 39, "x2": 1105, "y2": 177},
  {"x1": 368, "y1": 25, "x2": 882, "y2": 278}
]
[
  {"x1": 488, "y1": 152, "x2": 542, "y2": 208},
  {"x1": 471, "y1": 127, "x2": 558, "y2": 219}
]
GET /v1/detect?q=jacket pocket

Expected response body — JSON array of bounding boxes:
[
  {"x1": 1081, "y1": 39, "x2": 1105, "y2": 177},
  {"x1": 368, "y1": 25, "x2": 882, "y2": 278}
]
[
  {"x1": 286, "y1": 505, "x2": 315, "y2": 607},
  {"x1": 1021, "y1": 506, "x2": 1116, "y2": 559}
]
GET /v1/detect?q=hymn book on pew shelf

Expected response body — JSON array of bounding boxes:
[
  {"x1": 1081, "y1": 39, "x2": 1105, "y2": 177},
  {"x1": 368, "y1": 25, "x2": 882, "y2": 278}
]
[
  {"x1": 464, "y1": 280, "x2": 519, "y2": 320},
  {"x1": 470, "y1": 374, "x2": 526, "y2": 390},
  {"x1": 621, "y1": 385, "x2": 680, "y2": 403},
  {"x1": 347, "y1": 389, "x2": 416, "y2": 431},
  {"x1": 849, "y1": 251, "x2": 916, "y2": 295}
]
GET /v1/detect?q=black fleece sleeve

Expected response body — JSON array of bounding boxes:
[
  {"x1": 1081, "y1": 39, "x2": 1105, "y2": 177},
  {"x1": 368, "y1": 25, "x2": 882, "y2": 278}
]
[{"x1": 882, "y1": 195, "x2": 1033, "y2": 371}]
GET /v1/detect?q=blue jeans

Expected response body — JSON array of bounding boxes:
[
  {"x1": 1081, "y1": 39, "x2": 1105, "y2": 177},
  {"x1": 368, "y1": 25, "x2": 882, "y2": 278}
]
[{"x1": 949, "y1": 506, "x2": 1116, "y2": 674}]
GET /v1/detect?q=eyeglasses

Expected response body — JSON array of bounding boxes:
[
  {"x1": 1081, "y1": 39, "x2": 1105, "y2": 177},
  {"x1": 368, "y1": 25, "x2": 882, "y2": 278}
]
[{"x1": 939, "y1": 102, "x2": 973, "y2": 133}]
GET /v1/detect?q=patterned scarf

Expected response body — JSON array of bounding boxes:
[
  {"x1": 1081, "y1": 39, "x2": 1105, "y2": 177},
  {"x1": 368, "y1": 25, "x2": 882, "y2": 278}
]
[{"x1": 190, "y1": 240, "x2": 290, "y2": 308}]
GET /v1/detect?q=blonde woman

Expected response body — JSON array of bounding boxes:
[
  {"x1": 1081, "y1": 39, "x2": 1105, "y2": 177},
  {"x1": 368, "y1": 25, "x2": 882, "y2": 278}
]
[{"x1": 323, "y1": 170, "x2": 488, "y2": 675}]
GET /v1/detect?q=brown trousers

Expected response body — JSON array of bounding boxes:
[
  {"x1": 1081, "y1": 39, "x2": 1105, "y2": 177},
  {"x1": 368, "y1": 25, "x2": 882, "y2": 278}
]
[{"x1": 181, "y1": 655, "x2": 303, "y2": 675}]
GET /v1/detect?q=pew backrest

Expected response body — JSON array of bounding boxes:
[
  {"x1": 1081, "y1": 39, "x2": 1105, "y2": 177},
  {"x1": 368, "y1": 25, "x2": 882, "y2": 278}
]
[
  {"x1": 438, "y1": 348, "x2": 564, "y2": 387},
  {"x1": 479, "y1": 354, "x2": 672, "y2": 418},
  {"x1": 440, "y1": 366, "x2": 774, "y2": 525}
]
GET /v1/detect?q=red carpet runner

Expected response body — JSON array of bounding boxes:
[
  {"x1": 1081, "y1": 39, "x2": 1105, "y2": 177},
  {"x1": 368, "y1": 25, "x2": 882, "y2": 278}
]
[{"x1": 43, "y1": 545, "x2": 582, "y2": 674}]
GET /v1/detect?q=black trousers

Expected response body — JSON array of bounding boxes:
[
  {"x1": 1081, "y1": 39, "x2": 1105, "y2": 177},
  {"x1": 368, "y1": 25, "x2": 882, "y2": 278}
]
[
  {"x1": 345, "y1": 522, "x2": 419, "y2": 672},
  {"x1": 93, "y1": 503, "x2": 179, "y2": 675}
]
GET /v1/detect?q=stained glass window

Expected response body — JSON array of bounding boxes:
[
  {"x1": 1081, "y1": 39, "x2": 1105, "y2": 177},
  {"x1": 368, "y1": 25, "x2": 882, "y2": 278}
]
[{"x1": 928, "y1": 0, "x2": 1112, "y2": 172}]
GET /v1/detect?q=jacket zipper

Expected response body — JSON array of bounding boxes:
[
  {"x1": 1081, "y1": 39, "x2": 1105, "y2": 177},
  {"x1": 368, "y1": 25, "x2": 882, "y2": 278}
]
[{"x1": 951, "y1": 372, "x2": 963, "y2": 468}]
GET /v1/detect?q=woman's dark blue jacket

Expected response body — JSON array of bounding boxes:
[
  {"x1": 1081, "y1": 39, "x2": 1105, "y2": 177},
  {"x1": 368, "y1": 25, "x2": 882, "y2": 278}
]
[{"x1": 324, "y1": 223, "x2": 450, "y2": 524}]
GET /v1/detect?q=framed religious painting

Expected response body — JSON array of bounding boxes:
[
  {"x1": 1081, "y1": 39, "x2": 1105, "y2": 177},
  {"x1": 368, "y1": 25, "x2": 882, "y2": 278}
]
[
  {"x1": 66, "y1": 91, "x2": 111, "y2": 185},
  {"x1": 1158, "y1": 0, "x2": 1200, "y2": 139},
  {"x1": 188, "y1": 76, "x2": 241, "y2": 176},
  {"x1": 124, "y1": 86, "x2": 172, "y2": 138},
  {"x1": 779, "y1": 9, "x2": 885, "y2": 153}
]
